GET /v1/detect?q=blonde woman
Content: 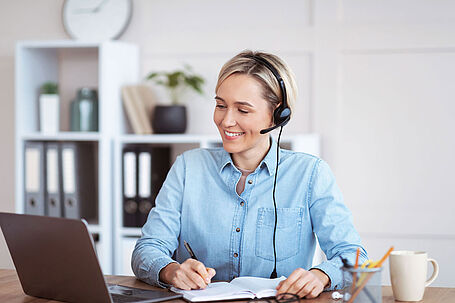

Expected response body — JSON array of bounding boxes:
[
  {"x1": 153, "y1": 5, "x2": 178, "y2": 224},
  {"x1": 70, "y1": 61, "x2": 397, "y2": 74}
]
[{"x1": 132, "y1": 50, "x2": 367, "y2": 298}]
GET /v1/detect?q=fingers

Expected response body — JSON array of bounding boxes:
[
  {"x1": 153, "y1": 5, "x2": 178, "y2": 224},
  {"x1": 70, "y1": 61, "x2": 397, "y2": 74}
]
[
  {"x1": 276, "y1": 268, "x2": 309, "y2": 294},
  {"x1": 276, "y1": 268, "x2": 324, "y2": 299},
  {"x1": 192, "y1": 261, "x2": 211, "y2": 283},
  {"x1": 172, "y1": 270, "x2": 195, "y2": 290},
  {"x1": 304, "y1": 283, "x2": 324, "y2": 299},
  {"x1": 207, "y1": 267, "x2": 217, "y2": 280},
  {"x1": 172, "y1": 259, "x2": 215, "y2": 290}
]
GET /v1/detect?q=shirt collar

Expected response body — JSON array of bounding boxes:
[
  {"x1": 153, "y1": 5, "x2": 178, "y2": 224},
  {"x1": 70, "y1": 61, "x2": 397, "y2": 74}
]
[{"x1": 217, "y1": 136, "x2": 279, "y2": 176}]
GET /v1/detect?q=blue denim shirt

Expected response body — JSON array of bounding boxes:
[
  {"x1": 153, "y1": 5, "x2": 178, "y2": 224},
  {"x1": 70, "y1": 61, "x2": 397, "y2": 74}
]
[{"x1": 132, "y1": 138, "x2": 368, "y2": 290}]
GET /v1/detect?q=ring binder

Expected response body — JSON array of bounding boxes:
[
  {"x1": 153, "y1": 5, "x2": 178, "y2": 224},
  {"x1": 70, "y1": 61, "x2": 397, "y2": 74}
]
[
  {"x1": 61, "y1": 142, "x2": 98, "y2": 221},
  {"x1": 123, "y1": 148, "x2": 138, "y2": 227},
  {"x1": 24, "y1": 142, "x2": 46, "y2": 216},
  {"x1": 45, "y1": 142, "x2": 63, "y2": 217},
  {"x1": 137, "y1": 146, "x2": 170, "y2": 227},
  {"x1": 122, "y1": 145, "x2": 171, "y2": 227}
]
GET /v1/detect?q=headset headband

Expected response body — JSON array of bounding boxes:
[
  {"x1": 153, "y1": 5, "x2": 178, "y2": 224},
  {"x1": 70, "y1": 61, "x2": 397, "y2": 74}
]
[{"x1": 245, "y1": 54, "x2": 291, "y2": 134}]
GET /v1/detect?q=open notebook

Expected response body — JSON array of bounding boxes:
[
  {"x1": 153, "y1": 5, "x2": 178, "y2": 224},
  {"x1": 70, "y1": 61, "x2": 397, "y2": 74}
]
[{"x1": 170, "y1": 276, "x2": 286, "y2": 302}]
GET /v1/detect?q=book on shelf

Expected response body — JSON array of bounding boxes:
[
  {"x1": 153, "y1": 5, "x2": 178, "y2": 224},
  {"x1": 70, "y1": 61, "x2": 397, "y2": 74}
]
[
  {"x1": 121, "y1": 85, "x2": 156, "y2": 134},
  {"x1": 170, "y1": 276, "x2": 286, "y2": 302}
]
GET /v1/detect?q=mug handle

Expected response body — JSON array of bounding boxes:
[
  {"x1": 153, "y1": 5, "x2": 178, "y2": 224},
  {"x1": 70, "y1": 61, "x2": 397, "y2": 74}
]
[{"x1": 425, "y1": 258, "x2": 439, "y2": 287}]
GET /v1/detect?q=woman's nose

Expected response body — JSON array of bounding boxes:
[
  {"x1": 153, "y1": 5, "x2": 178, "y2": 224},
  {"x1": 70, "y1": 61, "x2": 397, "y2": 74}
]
[{"x1": 221, "y1": 110, "x2": 237, "y2": 127}]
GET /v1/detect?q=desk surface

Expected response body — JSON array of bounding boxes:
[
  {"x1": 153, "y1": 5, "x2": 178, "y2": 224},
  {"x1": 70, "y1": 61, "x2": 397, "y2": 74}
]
[{"x1": 0, "y1": 269, "x2": 453, "y2": 303}]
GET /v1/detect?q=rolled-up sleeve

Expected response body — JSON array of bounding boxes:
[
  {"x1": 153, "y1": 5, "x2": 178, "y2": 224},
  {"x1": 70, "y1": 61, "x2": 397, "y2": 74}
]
[
  {"x1": 131, "y1": 154, "x2": 186, "y2": 287},
  {"x1": 308, "y1": 159, "x2": 368, "y2": 290}
]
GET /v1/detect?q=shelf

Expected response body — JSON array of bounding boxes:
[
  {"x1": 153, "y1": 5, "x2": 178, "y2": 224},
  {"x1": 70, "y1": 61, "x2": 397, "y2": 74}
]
[
  {"x1": 119, "y1": 134, "x2": 220, "y2": 144},
  {"x1": 16, "y1": 40, "x2": 140, "y2": 275},
  {"x1": 88, "y1": 224, "x2": 101, "y2": 234},
  {"x1": 17, "y1": 40, "x2": 112, "y2": 49},
  {"x1": 121, "y1": 227, "x2": 142, "y2": 237},
  {"x1": 21, "y1": 132, "x2": 101, "y2": 142}
]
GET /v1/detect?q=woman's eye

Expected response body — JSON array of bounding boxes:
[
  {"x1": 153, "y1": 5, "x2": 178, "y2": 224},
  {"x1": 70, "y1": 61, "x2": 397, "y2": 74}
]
[
  {"x1": 216, "y1": 104, "x2": 226, "y2": 109},
  {"x1": 238, "y1": 109, "x2": 248, "y2": 114}
]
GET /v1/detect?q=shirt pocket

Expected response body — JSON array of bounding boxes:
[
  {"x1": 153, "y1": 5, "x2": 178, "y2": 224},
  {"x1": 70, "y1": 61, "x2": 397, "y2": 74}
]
[{"x1": 255, "y1": 207, "x2": 303, "y2": 262}]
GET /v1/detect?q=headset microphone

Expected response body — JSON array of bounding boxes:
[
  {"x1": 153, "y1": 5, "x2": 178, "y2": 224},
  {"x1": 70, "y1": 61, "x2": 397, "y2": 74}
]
[
  {"x1": 259, "y1": 113, "x2": 290, "y2": 134},
  {"x1": 247, "y1": 54, "x2": 291, "y2": 279}
]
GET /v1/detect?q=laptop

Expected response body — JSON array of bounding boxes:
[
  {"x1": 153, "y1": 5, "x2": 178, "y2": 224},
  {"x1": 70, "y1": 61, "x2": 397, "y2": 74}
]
[{"x1": 0, "y1": 212, "x2": 183, "y2": 303}]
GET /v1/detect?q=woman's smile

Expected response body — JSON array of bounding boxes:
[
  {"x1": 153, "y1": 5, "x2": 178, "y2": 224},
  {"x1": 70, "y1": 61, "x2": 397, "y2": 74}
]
[{"x1": 223, "y1": 130, "x2": 245, "y2": 140}]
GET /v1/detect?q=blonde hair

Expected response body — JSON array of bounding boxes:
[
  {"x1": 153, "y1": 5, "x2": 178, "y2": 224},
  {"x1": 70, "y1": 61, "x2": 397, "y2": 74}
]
[{"x1": 216, "y1": 50, "x2": 298, "y2": 116}]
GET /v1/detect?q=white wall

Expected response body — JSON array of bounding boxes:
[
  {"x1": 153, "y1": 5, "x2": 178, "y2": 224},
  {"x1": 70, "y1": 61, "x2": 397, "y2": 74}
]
[{"x1": 1, "y1": 0, "x2": 454, "y2": 287}]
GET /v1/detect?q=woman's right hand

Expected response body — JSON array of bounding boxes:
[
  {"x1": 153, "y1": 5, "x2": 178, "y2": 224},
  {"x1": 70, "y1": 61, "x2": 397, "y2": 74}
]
[{"x1": 159, "y1": 259, "x2": 216, "y2": 290}]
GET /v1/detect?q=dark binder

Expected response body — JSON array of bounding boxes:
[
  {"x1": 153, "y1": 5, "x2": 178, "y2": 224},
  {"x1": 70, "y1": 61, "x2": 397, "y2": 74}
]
[
  {"x1": 122, "y1": 146, "x2": 138, "y2": 227},
  {"x1": 137, "y1": 146, "x2": 170, "y2": 227},
  {"x1": 24, "y1": 141, "x2": 46, "y2": 215},
  {"x1": 137, "y1": 150, "x2": 152, "y2": 227},
  {"x1": 44, "y1": 142, "x2": 63, "y2": 217},
  {"x1": 122, "y1": 145, "x2": 170, "y2": 227},
  {"x1": 60, "y1": 142, "x2": 98, "y2": 221}
]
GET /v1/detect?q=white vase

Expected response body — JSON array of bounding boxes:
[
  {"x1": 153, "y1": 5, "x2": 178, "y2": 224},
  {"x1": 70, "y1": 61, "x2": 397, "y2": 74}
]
[{"x1": 39, "y1": 94, "x2": 60, "y2": 133}]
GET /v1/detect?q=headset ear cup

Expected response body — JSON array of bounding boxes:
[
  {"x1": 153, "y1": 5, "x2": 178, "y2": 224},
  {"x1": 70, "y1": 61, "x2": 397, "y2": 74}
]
[
  {"x1": 273, "y1": 106, "x2": 291, "y2": 126},
  {"x1": 280, "y1": 107, "x2": 291, "y2": 119},
  {"x1": 273, "y1": 108, "x2": 283, "y2": 125}
]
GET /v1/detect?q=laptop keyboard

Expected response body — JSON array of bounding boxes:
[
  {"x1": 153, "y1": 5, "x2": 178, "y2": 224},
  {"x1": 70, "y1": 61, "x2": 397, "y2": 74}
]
[{"x1": 111, "y1": 293, "x2": 151, "y2": 303}]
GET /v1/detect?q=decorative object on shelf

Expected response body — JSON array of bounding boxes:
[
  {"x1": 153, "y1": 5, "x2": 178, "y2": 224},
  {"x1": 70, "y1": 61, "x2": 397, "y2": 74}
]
[
  {"x1": 121, "y1": 85, "x2": 156, "y2": 134},
  {"x1": 39, "y1": 82, "x2": 60, "y2": 133},
  {"x1": 62, "y1": 0, "x2": 133, "y2": 41},
  {"x1": 146, "y1": 64, "x2": 205, "y2": 134},
  {"x1": 70, "y1": 87, "x2": 99, "y2": 132}
]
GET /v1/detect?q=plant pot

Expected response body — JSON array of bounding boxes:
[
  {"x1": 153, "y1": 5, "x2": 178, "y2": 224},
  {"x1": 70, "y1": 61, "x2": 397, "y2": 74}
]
[
  {"x1": 152, "y1": 105, "x2": 187, "y2": 134},
  {"x1": 39, "y1": 94, "x2": 60, "y2": 133}
]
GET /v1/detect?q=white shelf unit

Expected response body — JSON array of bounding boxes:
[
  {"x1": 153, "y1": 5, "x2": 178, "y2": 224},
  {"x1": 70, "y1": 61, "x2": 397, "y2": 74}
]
[
  {"x1": 15, "y1": 40, "x2": 139, "y2": 274},
  {"x1": 113, "y1": 133, "x2": 321, "y2": 275}
]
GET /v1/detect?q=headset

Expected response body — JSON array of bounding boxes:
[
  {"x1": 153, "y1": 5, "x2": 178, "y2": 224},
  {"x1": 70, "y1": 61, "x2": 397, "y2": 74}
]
[
  {"x1": 246, "y1": 54, "x2": 291, "y2": 278},
  {"x1": 245, "y1": 55, "x2": 291, "y2": 133}
]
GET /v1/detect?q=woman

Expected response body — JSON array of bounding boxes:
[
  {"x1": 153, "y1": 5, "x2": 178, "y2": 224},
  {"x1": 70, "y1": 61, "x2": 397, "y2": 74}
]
[{"x1": 132, "y1": 50, "x2": 367, "y2": 298}]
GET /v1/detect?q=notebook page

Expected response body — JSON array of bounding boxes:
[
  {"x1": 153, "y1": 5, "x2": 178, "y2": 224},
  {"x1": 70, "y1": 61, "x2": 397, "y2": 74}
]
[
  {"x1": 230, "y1": 276, "x2": 286, "y2": 298},
  {"x1": 171, "y1": 282, "x2": 254, "y2": 302}
]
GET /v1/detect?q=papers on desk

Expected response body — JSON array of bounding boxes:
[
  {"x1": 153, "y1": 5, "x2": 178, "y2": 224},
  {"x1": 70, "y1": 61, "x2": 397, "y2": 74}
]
[{"x1": 170, "y1": 276, "x2": 286, "y2": 302}]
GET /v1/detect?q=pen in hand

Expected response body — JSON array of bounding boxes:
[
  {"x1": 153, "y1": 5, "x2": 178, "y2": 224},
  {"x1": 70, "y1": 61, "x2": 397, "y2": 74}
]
[{"x1": 183, "y1": 241, "x2": 215, "y2": 284}]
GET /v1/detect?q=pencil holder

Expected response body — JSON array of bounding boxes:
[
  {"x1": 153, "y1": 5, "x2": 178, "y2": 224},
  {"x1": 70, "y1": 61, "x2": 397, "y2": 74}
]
[{"x1": 341, "y1": 267, "x2": 382, "y2": 303}]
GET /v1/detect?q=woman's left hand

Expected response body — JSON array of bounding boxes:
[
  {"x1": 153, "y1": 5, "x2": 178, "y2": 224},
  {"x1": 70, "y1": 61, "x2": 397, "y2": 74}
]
[{"x1": 276, "y1": 268, "x2": 329, "y2": 299}]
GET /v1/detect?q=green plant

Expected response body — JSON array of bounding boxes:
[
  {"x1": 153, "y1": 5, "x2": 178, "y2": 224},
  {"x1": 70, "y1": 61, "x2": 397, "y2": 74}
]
[
  {"x1": 41, "y1": 82, "x2": 58, "y2": 94},
  {"x1": 146, "y1": 64, "x2": 205, "y2": 105}
]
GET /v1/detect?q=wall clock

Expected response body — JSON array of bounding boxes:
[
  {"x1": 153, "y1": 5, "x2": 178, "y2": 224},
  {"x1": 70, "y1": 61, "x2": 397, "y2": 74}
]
[{"x1": 63, "y1": 0, "x2": 132, "y2": 41}]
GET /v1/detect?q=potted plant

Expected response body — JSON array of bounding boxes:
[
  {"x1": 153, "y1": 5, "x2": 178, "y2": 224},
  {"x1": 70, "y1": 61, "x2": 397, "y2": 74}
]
[
  {"x1": 39, "y1": 82, "x2": 59, "y2": 133},
  {"x1": 146, "y1": 64, "x2": 205, "y2": 133}
]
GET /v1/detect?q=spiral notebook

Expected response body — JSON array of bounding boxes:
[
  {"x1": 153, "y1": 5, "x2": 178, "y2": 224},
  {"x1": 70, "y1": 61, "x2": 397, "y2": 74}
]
[{"x1": 170, "y1": 276, "x2": 286, "y2": 302}]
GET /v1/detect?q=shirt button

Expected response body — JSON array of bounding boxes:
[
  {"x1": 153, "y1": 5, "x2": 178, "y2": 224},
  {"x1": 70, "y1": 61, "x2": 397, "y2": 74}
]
[
  {"x1": 234, "y1": 253, "x2": 238, "y2": 257},
  {"x1": 236, "y1": 227, "x2": 240, "y2": 232},
  {"x1": 248, "y1": 180, "x2": 253, "y2": 184},
  {"x1": 240, "y1": 201, "x2": 245, "y2": 206}
]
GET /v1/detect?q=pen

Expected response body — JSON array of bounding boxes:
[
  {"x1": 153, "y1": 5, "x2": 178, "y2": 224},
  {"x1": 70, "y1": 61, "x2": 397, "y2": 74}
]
[
  {"x1": 184, "y1": 241, "x2": 215, "y2": 284},
  {"x1": 374, "y1": 246, "x2": 394, "y2": 268},
  {"x1": 347, "y1": 246, "x2": 394, "y2": 303},
  {"x1": 354, "y1": 248, "x2": 360, "y2": 269},
  {"x1": 351, "y1": 248, "x2": 361, "y2": 293},
  {"x1": 183, "y1": 240, "x2": 198, "y2": 260}
]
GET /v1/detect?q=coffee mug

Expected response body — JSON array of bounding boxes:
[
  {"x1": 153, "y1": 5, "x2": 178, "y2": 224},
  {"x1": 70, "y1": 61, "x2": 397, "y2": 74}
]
[{"x1": 389, "y1": 251, "x2": 439, "y2": 301}]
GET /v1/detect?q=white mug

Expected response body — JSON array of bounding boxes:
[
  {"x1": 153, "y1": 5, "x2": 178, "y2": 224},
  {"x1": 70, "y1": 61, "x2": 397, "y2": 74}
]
[{"x1": 389, "y1": 251, "x2": 439, "y2": 301}]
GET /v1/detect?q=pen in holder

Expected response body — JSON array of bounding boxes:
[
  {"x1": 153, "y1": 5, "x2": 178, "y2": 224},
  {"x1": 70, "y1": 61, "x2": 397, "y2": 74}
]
[{"x1": 342, "y1": 266, "x2": 382, "y2": 303}]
